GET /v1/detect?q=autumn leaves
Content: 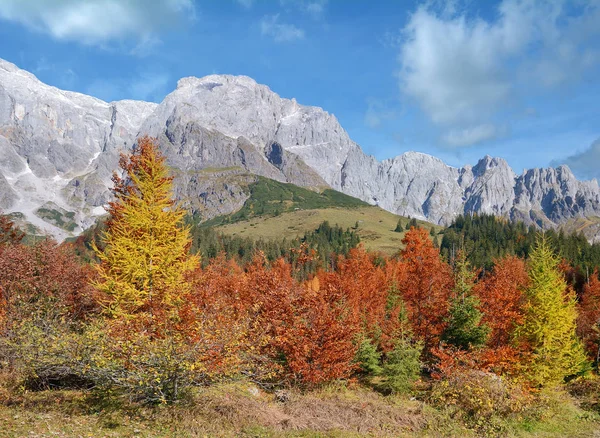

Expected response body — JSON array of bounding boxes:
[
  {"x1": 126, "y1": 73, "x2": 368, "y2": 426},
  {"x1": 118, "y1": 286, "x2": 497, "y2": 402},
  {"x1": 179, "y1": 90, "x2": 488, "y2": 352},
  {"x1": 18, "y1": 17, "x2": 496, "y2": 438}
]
[{"x1": 0, "y1": 137, "x2": 597, "y2": 404}]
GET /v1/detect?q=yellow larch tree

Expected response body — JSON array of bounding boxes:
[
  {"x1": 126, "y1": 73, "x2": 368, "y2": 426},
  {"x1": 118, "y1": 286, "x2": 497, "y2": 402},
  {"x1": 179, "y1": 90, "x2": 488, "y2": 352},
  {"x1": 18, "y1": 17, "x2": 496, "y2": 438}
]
[
  {"x1": 94, "y1": 136, "x2": 199, "y2": 332},
  {"x1": 516, "y1": 235, "x2": 587, "y2": 387}
]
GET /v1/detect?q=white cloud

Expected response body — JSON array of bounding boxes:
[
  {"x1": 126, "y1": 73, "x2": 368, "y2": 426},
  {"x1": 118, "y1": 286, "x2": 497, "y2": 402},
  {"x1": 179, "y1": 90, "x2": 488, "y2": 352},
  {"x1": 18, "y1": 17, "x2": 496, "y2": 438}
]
[
  {"x1": 442, "y1": 124, "x2": 501, "y2": 147},
  {"x1": 260, "y1": 14, "x2": 305, "y2": 43},
  {"x1": 399, "y1": 0, "x2": 600, "y2": 128},
  {"x1": 0, "y1": 0, "x2": 194, "y2": 47},
  {"x1": 279, "y1": 0, "x2": 327, "y2": 19},
  {"x1": 305, "y1": 0, "x2": 328, "y2": 19},
  {"x1": 86, "y1": 72, "x2": 170, "y2": 103},
  {"x1": 364, "y1": 98, "x2": 396, "y2": 129},
  {"x1": 236, "y1": 0, "x2": 254, "y2": 9},
  {"x1": 558, "y1": 138, "x2": 600, "y2": 181}
]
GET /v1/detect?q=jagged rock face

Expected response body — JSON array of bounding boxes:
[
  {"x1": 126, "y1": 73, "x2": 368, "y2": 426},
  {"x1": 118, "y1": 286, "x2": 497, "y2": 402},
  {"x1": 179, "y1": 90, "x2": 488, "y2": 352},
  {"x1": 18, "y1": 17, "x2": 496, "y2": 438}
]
[
  {"x1": 0, "y1": 172, "x2": 17, "y2": 209},
  {"x1": 2, "y1": 57, "x2": 600, "y2": 240},
  {"x1": 512, "y1": 166, "x2": 600, "y2": 227},
  {"x1": 0, "y1": 58, "x2": 158, "y2": 238},
  {"x1": 140, "y1": 74, "x2": 328, "y2": 189},
  {"x1": 463, "y1": 156, "x2": 516, "y2": 217},
  {"x1": 340, "y1": 150, "x2": 465, "y2": 224},
  {"x1": 0, "y1": 61, "x2": 328, "y2": 238}
]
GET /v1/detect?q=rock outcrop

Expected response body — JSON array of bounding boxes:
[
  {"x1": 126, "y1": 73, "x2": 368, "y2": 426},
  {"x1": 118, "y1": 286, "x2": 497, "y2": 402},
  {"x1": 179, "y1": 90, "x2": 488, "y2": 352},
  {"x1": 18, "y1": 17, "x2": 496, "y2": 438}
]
[{"x1": 1, "y1": 57, "x2": 599, "y2": 240}]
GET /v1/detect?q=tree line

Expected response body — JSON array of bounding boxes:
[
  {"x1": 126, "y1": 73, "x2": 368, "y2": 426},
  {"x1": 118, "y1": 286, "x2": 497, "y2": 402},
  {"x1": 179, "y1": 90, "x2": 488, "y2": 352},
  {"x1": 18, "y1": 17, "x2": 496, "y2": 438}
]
[{"x1": 0, "y1": 137, "x2": 598, "y2": 408}]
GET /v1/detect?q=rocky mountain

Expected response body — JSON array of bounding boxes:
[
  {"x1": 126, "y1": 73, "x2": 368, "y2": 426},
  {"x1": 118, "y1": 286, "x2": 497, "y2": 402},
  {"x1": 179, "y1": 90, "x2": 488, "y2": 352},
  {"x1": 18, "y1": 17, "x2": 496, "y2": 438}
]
[{"x1": 1, "y1": 57, "x2": 600, "y2": 240}]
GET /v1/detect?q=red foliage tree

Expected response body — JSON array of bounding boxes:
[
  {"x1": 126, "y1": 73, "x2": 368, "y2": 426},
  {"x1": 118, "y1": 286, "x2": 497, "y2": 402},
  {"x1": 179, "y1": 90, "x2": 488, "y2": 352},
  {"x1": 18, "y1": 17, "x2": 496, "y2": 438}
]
[
  {"x1": 0, "y1": 240, "x2": 97, "y2": 332},
  {"x1": 577, "y1": 270, "x2": 600, "y2": 362},
  {"x1": 316, "y1": 247, "x2": 398, "y2": 348},
  {"x1": 397, "y1": 227, "x2": 453, "y2": 352},
  {"x1": 475, "y1": 255, "x2": 529, "y2": 347},
  {"x1": 0, "y1": 214, "x2": 24, "y2": 248}
]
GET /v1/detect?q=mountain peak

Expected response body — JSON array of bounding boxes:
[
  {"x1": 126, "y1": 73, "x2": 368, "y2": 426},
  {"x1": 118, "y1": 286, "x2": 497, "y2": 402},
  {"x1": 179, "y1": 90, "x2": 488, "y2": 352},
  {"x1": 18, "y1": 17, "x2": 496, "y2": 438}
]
[
  {"x1": 176, "y1": 74, "x2": 261, "y2": 91},
  {"x1": 2, "y1": 57, "x2": 600, "y2": 241}
]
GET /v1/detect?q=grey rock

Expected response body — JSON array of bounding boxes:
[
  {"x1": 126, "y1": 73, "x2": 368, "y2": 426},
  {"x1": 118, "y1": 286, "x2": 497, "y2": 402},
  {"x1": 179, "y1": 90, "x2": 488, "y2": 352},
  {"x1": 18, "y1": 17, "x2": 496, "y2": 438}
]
[
  {"x1": 2, "y1": 57, "x2": 600, "y2": 240},
  {"x1": 0, "y1": 172, "x2": 17, "y2": 209}
]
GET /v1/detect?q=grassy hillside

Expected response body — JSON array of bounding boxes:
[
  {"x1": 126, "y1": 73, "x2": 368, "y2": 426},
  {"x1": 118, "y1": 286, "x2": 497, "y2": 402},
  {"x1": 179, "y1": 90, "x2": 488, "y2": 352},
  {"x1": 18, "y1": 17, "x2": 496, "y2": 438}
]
[
  {"x1": 201, "y1": 176, "x2": 369, "y2": 226},
  {"x1": 214, "y1": 206, "x2": 440, "y2": 255},
  {"x1": 195, "y1": 176, "x2": 442, "y2": 255},
  {"x1": 67, "y1": 177, "x2": 441, "y2": 259},
  {"x1": 560, "y1": 216, "x2": 600, "y2": 243}
]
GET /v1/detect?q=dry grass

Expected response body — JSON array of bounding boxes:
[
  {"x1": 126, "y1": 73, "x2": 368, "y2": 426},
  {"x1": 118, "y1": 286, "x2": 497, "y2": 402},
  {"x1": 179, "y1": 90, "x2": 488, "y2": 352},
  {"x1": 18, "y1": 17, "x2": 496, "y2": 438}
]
[
  {"x1": 215, "y1": 206, "x2": 441, "y2": 255},
  {"x1": 1, "y1": 378, "x2": 598, "y2": 437},
  {"x1": 0, "y1": 381, "x2": 454, "y2": 437},
  {"x1": 560, "y1": 216, "x2": 600, "y2": 242}
]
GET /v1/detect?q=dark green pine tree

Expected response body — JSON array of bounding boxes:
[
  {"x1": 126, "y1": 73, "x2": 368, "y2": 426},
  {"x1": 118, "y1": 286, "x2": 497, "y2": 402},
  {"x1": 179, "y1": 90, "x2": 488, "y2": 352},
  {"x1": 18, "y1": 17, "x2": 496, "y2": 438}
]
[
  {"x1": 442, "y1": 251, "x2": 489, "y2": 349},
  {"x1": 394, "y1": 218, "x2": 403, "y2": 233}
]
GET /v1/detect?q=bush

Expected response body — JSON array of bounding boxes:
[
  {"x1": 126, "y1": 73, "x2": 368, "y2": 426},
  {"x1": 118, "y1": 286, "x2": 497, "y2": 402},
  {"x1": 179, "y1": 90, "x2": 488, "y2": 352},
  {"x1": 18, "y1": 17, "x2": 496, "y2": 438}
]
[
  {"x1": 378, "y1": 339, "x2": 421, "y2": 394},
  {"x1": 2, "y1": 316, "x2": 99, "y2": 391},
  {"x1": 355, "y1": 338, "x2": 382, "y2": 376},
  {"x1": 429, "y1": 369, "x2": 531, "y2": 435}
]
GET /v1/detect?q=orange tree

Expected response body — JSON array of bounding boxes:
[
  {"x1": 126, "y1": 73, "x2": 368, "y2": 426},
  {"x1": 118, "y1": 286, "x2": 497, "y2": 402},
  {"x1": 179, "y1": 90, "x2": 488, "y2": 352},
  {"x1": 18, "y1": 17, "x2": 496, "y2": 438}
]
[
  {"x1": 397, "y1": 227, "x2": 453, "y2": 354},
  {"x1": 577, "y1": 270, "x2": 600, "y2": 363}
]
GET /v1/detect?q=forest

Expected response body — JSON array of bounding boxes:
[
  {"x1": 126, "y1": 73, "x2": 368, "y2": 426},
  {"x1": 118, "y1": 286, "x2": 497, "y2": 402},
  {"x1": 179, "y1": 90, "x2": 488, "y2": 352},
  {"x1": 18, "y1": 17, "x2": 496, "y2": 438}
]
[{"x1": 2, "y1": 137, "x2": 600, "y2": 436}]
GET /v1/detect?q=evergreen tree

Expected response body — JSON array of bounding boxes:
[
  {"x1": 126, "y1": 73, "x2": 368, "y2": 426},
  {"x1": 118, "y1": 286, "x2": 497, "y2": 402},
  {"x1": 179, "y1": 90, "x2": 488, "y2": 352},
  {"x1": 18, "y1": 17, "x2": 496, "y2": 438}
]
[
  {"x1": 395, "y1": 219, "x2": 403, "y2": 233},
  {"x1": 442, "y1": 251, "x2": 489, "y2": 349},
  {"x1": 516, "y1": 235, "x2": 588, "y2": 387},
  {"x1": 355, "y1": 338, "x2": 382, "y2": 375}
]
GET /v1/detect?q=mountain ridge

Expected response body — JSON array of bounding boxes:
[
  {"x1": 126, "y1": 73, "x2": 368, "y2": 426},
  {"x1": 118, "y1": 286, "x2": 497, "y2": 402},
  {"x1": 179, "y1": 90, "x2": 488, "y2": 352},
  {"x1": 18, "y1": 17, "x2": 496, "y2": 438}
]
[{"x1": 1, "y1": 57, "x2": 599, "y2": 240}]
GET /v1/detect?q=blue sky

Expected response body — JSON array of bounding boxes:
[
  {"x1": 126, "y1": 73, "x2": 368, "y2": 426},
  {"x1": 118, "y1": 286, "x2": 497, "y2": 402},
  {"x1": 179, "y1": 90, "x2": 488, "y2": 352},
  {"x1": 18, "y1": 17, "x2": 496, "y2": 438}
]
[{"x1": 0, "y1": 0, "x2": 599, "y2": 178}]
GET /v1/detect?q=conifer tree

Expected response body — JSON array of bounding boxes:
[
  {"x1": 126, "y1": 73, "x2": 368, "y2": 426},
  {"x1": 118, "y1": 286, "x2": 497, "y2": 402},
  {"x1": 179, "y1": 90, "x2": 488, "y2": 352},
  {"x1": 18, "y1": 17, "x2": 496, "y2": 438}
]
[
  {"x1": 94, "y1": 137, "x2": 199, "y2": 329},
  {"x1": 517, "y1": 235, "x2": 587, "y2": 386},
  {"x1": 442, "y1": 251, "x2": 489, "y2": 350},
  {"x1": 394, "y1": 219, "x2": 403, "y2": 233}
]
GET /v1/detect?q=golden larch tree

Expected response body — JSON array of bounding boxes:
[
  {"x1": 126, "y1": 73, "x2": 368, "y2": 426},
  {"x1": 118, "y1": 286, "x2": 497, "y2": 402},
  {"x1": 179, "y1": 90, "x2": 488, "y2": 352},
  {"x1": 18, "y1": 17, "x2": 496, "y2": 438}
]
[
  {"x1": 94, "y1": 136, "x2": 199, "y2": 331},
  {"x1": 516, "y1": 235, "x2": 587, "y2": 387}
]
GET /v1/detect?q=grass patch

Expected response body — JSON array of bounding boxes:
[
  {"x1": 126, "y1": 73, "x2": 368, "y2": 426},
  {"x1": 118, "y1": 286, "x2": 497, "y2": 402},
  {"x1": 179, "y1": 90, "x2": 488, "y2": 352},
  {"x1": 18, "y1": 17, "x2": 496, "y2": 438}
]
[
  {"x1": 35, "y1": 203, "x2": 77, "y2": 232},
  {"x1": 201, "y1": 177, "x2": 368, "y2": 228},
  {"x1": 0, "y1": 378, "x2": 598, "y2": 437},
  {"x1": 215, "y1": 206, "x2": 440, "y2": 255}
]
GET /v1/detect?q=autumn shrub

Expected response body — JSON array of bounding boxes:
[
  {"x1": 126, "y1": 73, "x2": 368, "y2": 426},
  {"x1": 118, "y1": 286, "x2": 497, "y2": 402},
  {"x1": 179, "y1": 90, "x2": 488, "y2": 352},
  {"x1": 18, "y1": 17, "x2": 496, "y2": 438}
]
[
  {"x1": 187, "y1": 256, "x2": 266, "y2": 381},
  {"x1": 577, "y1": 270, "x2": 600, "y2": 363},
  {"x1": 0, "y1": 240, "x2": 97, "y2": 389},
  {"x1": 6, "y1": 318, "x2": 100, "y2": 391},
  {"x1": 0, "y1": 240, "x2": 97, "y2": 335},
  {"x1": 86, "y1": 331, "x2": 202, "y2": 404},
  {"x1": 429, "y1": 368, "x2": 532, "y2": 435},
  {"x1": 567, "y1": 374, "x2": 600, "y2": 414},
  {"x1": 475, "y1": 255, "x2": 529, "y2": 348},
  {"x1": 277, "y1": 266, "x2": 360, "y2": 386}
]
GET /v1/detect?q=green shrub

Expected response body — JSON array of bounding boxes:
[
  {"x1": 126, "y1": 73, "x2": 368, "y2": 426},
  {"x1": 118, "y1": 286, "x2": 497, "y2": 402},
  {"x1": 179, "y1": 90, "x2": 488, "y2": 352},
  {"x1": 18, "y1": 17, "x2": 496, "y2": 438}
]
[
  {"x1": 354, "y1": 338, "x2": 382, "y2": 376},
  {"x1": 379, "y1": 339, "x2": 421, "y2": 394}
]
